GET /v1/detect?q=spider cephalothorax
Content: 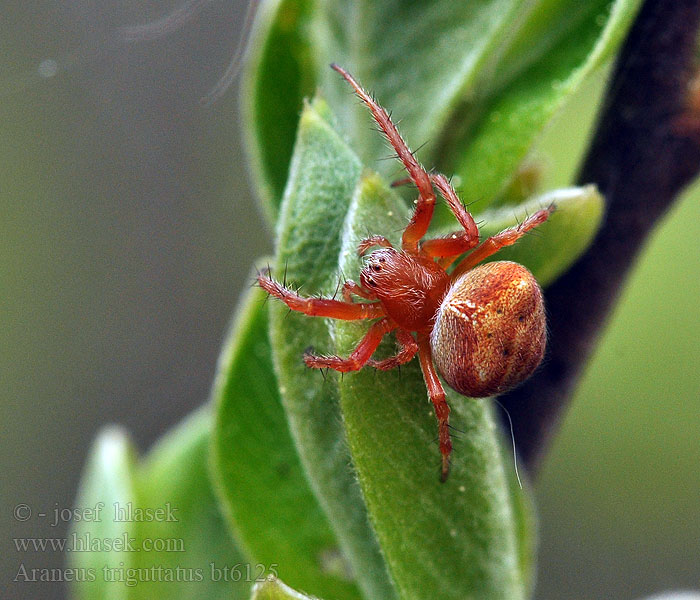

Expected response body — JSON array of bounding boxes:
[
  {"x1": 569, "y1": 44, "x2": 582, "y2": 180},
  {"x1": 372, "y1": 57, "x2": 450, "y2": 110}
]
[
  {"x1": 360, "y1": 247, "x2": 451, "y2": 332},
  {"x1": 259, "y1": 64, "x2": 554, "y2": 481}
]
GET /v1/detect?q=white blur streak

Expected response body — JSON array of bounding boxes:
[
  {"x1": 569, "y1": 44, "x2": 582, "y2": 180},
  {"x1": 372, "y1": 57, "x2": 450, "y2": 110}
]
[
  {"x1": 495, "y1": 398, "x2": 523, "y2": 490},
  {"x1": 3, "y1": 0, "x2": 255, "y2": 102},
  {"x1": 118, "y1": 0, "x2": 213, "y2": 42},
  {"x1": 200, "y1": 0, "x2": 259, "y2": 106}
]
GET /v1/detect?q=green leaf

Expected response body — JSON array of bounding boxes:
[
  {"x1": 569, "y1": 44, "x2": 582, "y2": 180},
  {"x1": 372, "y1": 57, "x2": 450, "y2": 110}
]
[
  {"x1": 211, "y1": 282, "x2": 362, "y2": 600},
  {"x1": 131, "y1": 406, "x2": 249, "y2": 600},
  {"x1": 503, "y1": 449, "x2": 537, "y2": 597},
  {"x1": 269, "y1": 100, "x2": 397, "y2": 600},
  {"x1": 463, "y1": 185, "x2": 604, "y2": 287},
  {"x1": 70, "y1": 411, "x2": 248, "y2": 600},
  {"x1": 251, "y1": 577, "x2": 322, "y2": 600},
  {"x1": 449, "y1": 0, "x2": 641, "y2": 213},
  {"x1": 69, "y1": 427, "x2": 139, "y2": 600},
  {"x1": 335, "y1": 173, "x2": 529, "y2": 599},
  {"x1": 241, "y1": 0, "x2": 317, "y2": 224},
  {"x1": 244, "y1": 0, "x2": 641, "y2": 225}
]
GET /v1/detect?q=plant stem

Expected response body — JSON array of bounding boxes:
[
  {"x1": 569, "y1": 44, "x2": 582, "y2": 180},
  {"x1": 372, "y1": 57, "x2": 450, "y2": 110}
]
[{"x1": 497, "y1": 0, "x2": 700, "y2": 471}]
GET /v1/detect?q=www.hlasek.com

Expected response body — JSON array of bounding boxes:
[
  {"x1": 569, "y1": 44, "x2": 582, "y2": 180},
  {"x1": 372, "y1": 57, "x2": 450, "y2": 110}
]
[
  {"x1": 14, "y1": 563, "x2": 279, "y2": 586},
  {"x1": 14, "y1": 532, "x2": 184, "y2": 553}
]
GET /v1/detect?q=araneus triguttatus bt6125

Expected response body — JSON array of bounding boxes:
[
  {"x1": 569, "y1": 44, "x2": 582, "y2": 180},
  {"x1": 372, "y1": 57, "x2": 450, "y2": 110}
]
[{"x1": 258, "y1": 64, "x2": 554, "y2": 481}]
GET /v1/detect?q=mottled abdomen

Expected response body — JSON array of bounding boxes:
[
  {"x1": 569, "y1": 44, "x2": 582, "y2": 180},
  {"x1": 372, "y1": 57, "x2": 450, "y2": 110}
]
[{"x1": 431, "y1": 261, "x2": 546, "y2": 398}]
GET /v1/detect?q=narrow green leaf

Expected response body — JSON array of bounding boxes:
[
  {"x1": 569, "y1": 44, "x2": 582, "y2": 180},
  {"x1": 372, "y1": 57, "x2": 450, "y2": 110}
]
[
  {"x1": 270, "y1": 101, "x2": 397, "y2": 600},
  {"x1": 336, "y1": 173, "x2": 527, "y2": 600},
  {"x1": 131, "y1": 407, "x2": 249, "y2": 600},
  {"x1": 244, "y1": 0, "x2": 641, "y2": 224},
  {"x1": 450, "y1": 0, "x2": 641, "y2": 213},
  {"x1": 503, "y1": 448, "x2": 537, "y2": 597},
  {"x1": 476, "y1": 185, "x2": 604, "y2": 287},
  {"x1": 211, "y1": 283, "x2": 362, "y2": 600},
  {"x1": 241, "y1": 0, "x2": 316, "y2": 224},
  {"x1": 69, "y1": 427, "x2": 139, "y2": 600},
  {"x1": 251, "y1": 577, "x2": 322, "y2": 600},
  {"x1": 70, "y1": 411, "x2": 248, "y2": 600}
]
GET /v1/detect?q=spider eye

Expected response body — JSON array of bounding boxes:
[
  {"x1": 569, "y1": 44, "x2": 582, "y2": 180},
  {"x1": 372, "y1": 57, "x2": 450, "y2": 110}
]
[{"x1": 372, "y1": 264, "x2": 381, "y2": 272}]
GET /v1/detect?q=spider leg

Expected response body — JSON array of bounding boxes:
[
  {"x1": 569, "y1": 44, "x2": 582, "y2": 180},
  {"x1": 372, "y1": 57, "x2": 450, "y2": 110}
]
[
  {"x1": 420, "y1": 173, "x2": 480, "y2": 261},
  {"x1": 417, "y1": 334, "x2": 452, "y2": 482},
  {"x1": 390, "y1": 176, "x2": 413, "y2": 188},
  {"x1": 369, "y1": 328, "x2": 418, "y2": 370},
  {"x1": 304, "y1": 318, "x2": 395, "y2": 372},
  {"x1": 451, "y1": 204, "x2": 555, "y2": 280},
  {"x1": 258, "y1": 273, "x2": 384, "y2": 320},
  {"x1": 331, "y1": 64, "x2": 435, "y2": 254},
  {"x1": 342, "y1": 280, "x2": 377, "y2": 302},
  {"x1": 357, "y1": 235, "x2": 393, "y2": 255}
]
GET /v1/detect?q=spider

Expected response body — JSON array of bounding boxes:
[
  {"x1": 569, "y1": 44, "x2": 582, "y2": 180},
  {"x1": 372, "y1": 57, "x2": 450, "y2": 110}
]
[{"x1": 259, "y1": 64, "x2": 554, "y2": 481}]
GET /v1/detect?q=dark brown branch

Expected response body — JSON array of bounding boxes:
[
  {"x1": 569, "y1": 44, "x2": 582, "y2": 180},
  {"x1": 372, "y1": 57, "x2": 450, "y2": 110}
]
[{"x1": 498, "y1": 0, "x2": 700, "y2": 471}]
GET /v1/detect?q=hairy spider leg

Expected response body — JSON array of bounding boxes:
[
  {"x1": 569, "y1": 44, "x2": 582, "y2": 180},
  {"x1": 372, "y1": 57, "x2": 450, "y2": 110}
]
[
  {"x1": 382, "y1": 170, "x2": 482, "y2": 263},
  {"x1": 331, "y1": 64, "x2": 436, "y2": 254},
  {"x1": 258, "y1": 273, "x2": 385, "y2": 320},
  {"x1": 389, "y1": 176, "x2": 413, "y2": 188},
  {"x1": 421, "y1": 173, "x2": 481, "y2": 260},
  {"x1": 369, "y1": 328, "x2": 419, "y2": 370},
  {"x1": 304, "y1": 318, "x2": 396, "y2": 372},
  {"x1": 417, "y1": 334, "x2": 452, "y2": 482},
  {"x1": 451, "y1": 204, "x2": 556, "y2": 280},
  {"x1": 342, "y1": 280, "x2": 377, "y2": 302},
  {"x1": 357, "y1": 235, "x2": 393, "y2": 256}
]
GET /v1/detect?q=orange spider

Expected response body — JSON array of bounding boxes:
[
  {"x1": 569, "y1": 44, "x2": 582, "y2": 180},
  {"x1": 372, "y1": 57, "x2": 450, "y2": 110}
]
[{"x1": 259, "y1": 64, "x2": 554, "y2": 481}]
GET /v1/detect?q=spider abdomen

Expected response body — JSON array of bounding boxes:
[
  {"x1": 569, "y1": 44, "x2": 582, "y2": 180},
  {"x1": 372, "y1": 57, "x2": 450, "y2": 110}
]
[{"x1": 430, "y1": 261, "x2": 546, "y2": 398}]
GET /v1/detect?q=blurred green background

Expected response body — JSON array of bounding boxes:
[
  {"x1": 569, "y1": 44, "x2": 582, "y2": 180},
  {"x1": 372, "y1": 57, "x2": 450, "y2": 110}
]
[{"x1": 1, "y1": 2, "x2": 698, "y2": 599}]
